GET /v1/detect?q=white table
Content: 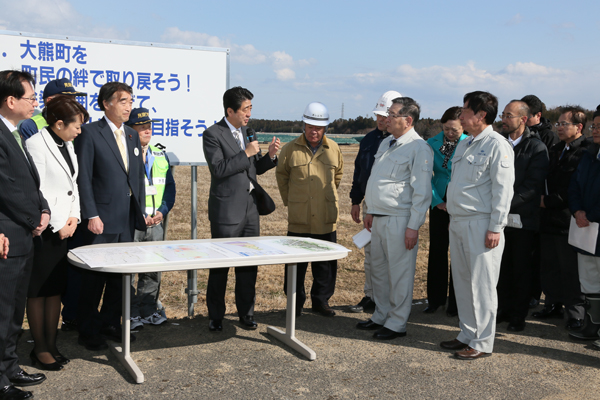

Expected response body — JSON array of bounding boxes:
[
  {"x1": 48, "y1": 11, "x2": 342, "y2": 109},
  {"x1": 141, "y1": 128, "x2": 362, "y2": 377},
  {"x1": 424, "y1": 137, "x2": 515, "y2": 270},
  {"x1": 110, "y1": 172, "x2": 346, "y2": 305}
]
[{"x1": 68, "y1": 236, "x2": 349, "y2": 383}]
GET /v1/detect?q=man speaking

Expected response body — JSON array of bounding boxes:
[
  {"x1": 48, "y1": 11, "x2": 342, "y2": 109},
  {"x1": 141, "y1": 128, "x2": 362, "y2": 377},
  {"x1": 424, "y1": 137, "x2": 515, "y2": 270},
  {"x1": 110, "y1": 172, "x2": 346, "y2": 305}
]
[{"x1": 202, "y1": 87, "x2": 280, "y2": 332}]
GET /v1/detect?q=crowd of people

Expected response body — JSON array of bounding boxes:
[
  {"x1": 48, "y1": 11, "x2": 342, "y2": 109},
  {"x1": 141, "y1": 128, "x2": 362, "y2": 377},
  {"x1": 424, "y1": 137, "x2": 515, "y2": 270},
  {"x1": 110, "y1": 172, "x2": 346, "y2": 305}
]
[{"x1": 0, "y1": 68, "x2": 599, "y2": 398}]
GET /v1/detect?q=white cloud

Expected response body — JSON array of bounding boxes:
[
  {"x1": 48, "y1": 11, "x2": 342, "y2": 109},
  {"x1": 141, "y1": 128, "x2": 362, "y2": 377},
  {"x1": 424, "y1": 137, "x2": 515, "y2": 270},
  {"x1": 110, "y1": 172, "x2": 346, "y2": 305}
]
[
  {"x1": 0, "y1": 0, "x2": 128, "y2": 39},
  {"x1": 275, "y1": 68, "x2": 296, "y2": 81}
]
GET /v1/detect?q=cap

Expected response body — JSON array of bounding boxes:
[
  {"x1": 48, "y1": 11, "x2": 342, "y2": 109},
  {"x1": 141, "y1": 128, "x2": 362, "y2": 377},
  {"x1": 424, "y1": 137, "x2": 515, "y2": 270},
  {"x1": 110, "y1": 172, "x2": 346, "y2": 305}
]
[
  {"x1": 125, "y1": 108, "x2": 158, "y2": 126},
  {"x1": 372, "y1": 90, "x2": 402, "y2": 117},
  {"x1": 43, "y1": 78, "x2": 87, "y2": 100}
]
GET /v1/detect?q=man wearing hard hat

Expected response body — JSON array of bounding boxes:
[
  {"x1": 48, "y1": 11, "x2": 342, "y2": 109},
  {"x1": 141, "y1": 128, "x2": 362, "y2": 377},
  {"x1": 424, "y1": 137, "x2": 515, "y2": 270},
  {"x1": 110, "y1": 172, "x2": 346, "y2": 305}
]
[
  {"x1": 276, "y1": 102, "x2": 344, "y2": 317},
  {"x1": 348, "y1": 90, "x2": 401, "y2": 313}
]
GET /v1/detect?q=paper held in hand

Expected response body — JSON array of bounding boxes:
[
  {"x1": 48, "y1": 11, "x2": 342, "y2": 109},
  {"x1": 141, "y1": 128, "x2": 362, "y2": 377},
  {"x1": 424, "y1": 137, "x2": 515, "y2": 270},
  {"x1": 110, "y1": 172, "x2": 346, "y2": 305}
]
[
  {"x1": 568, "y1": 216, "x2": 599, "y2": 254},
  {"x1": 353, "y1": 228, "x2": 372, "y2": 249}
]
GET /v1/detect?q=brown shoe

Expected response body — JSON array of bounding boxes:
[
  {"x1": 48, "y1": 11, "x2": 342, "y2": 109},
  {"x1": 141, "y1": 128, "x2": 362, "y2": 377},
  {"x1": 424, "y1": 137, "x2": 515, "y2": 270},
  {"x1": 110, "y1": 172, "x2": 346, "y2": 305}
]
[
  {"x1": 454, "y1": 346, "x2": 491, "y2": 360},
  {"x1": 440, "y1": 339, "x2": 468, "y2": 350}
]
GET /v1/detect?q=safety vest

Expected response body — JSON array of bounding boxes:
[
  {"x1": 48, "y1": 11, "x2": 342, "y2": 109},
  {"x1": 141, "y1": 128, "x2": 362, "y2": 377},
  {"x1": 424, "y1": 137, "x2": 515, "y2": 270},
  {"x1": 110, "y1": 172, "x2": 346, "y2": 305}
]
[
  {"x1": 144, "y1": 145, "x2": 169, "y2": 216},
  {"x1": 31, "y1": 113, "x2": 48, "y2": 130}
]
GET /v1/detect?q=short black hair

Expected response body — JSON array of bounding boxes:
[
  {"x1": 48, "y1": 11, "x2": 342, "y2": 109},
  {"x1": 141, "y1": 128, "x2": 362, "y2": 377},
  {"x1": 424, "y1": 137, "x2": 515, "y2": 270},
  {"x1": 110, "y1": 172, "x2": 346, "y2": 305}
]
[
  {"x1": 223, "y1": 86, "x2": 253, "y2": 117},
  {"x1": 98, "y1": 82, "x2": 133, "y2": 111},
  {"x1": 560, "y1": 105, "x2": 587, "y2": 128},
  {"x1": 463, "y1": 91, "x2": 498, "y2": 125},
  {"x1": 520, "y1": 95, "x2": 546, "y2": 116},
  {"x1": 391, "y1": 96, "x2": 420, "y2": 125},
  {"x1": 593, "y1": 105, "x2": 600, "y2": 120},
  {"x1": 440, "y1": 106, "x2": 462, "y2": 124},
  {"x1": 0, "y1": 70, "x2": 36, "y2": 105},
  {"x1": 43, "y1": 95, "x2": 89, "y2": 127}
]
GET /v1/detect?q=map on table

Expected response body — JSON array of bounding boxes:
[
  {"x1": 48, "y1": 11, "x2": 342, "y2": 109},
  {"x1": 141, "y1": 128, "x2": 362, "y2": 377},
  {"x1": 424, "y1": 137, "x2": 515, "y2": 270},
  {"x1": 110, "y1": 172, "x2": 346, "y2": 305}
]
[{"x1": 70, "y1": 237, "x2": 346, "y2": 268}]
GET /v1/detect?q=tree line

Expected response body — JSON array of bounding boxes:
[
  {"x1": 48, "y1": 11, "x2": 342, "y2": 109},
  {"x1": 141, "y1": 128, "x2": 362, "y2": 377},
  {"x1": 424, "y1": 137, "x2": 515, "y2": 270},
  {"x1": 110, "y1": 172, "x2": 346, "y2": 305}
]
[{"x1": 248, "y1": 106, "x2": 596, "y2": 140}]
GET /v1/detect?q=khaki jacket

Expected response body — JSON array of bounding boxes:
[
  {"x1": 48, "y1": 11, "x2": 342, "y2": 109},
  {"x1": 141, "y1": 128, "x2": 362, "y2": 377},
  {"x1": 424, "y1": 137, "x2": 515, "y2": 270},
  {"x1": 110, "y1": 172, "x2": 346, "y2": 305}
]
[{"x1": 276, "y1": 134, "x2": 343, "y2": 234}]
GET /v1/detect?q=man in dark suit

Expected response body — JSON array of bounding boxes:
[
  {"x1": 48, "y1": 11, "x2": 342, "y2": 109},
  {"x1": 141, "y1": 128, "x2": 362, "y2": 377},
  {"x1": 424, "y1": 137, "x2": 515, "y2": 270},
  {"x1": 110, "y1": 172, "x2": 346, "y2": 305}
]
[
  {"x1": 75, "y1": 82, "x2": 146, "y2": 351},
  {"x1": 0, "y1": 70, "x2": 50, "y2": 400},
  {"x1": 202, "y1": 86, "x2": 280, "y2": 332}
]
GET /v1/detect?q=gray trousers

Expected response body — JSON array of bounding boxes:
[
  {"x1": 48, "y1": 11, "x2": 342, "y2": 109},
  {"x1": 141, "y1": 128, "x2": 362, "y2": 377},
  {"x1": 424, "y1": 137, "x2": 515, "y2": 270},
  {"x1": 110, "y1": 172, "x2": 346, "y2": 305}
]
[
  {"x1": 450, "y1": 217, "x2": 503, "y2": 354},
  {"x1": 131, "y1": 223, "x2": 164, "y2": 318},
  {"x1": 362, "y1": 200, "x2": 373, "y2": 298},
  {"x1": 370, "y1": 215, "x2": 416, "y2": 333}
]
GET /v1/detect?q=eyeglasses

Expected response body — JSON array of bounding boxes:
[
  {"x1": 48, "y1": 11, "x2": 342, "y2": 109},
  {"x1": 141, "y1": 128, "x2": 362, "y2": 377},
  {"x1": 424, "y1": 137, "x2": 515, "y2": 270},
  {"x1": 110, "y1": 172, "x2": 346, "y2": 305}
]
[
  {"x1": 555, "y1": 122, "x2": 577, "y2": 127},
  {"x1": 499, "y1": 114, "x2": 520, "y2": 120},
  {"x1": 387, "y1": 112, "x2": 407, "y2": 119},
  {"x1": 589, "y1": 124, "x2": 600, "y2": 131},
  {"x1": 19, "y1": 96, "x2": 37, "y2": 104}
]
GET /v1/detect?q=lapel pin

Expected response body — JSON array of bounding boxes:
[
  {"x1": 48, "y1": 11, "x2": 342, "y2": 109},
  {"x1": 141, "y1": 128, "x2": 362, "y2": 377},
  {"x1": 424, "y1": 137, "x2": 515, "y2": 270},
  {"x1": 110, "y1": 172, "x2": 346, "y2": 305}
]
[{"x1": 134, "y1": 148, "x2": 139, "y2": 156}]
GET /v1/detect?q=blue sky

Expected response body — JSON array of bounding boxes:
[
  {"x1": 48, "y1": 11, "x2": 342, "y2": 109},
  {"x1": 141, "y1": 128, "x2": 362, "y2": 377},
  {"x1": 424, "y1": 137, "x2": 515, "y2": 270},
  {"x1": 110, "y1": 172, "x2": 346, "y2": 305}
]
[{"x1": 1, "y1": 0, "x2": 599, "y2": 121}]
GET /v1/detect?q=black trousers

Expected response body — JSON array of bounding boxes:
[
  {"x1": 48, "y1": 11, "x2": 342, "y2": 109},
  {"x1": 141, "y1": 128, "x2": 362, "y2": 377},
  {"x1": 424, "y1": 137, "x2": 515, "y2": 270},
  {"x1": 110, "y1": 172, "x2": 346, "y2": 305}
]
[
  {"x1": 0, "y1": 250, "x2": 34, "y2": 387},
  {"x1": 206, "y1": 193, "x2": 259, "y2": 320},
  {"x1": 77, "y1": 202, "x2": 136, "y2": 339},
  {"x1": 540, "y1": 233, "x2": 585, "y2": 319},
  {"x1": 426, "y1": 206, "x2": 457, "y2": 311},
  {"x1": 283, "y1": 231, "x2": 338, "y2": 310},
  {"x1": 497, "y1": 229, "x2": 536, "y2": 320}
]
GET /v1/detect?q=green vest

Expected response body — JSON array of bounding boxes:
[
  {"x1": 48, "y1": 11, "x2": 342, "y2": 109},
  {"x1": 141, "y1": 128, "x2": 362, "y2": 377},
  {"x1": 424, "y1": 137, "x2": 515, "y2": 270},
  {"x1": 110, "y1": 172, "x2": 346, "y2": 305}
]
[
  {"x1": 144, "y1": 145, "x2": 169, "y2": 216},
  {"x1": 31, "y1": 113, "x2": 48, "y2": 130}
]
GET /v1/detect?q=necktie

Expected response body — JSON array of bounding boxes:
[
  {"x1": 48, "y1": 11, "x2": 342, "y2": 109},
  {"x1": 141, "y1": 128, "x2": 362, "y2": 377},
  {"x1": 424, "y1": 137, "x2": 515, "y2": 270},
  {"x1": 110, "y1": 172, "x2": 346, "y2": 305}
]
[
  {"x1": 233, "y1": 129, "x2": 243, "y2": 150},
  {"x1": 11, "y1": 129, "x2": 25, "y2": 154},
  {"x1": 389, "y1": 139, "x2": 397, "y2": 148},
  {"x1": 115, "y1": 129, "x2": 128, "y2": 172}
]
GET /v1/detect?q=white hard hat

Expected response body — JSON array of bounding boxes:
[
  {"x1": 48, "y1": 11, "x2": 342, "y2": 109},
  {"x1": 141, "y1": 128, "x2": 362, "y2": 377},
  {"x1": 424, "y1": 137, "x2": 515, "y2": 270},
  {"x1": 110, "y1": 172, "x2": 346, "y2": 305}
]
[
  {"x1": 302, "y1": 102, "x2": 329, "y2": 127},
  {"x1": 372, "y1": 90, "x2": 402, "y2": 117}
]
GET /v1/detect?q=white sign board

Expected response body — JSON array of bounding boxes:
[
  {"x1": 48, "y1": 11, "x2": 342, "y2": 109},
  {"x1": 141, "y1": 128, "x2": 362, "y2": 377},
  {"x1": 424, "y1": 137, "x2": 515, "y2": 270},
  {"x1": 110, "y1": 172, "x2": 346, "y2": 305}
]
[{"x1": 0, "y1": 30, "x2": 229, "y2": 165}]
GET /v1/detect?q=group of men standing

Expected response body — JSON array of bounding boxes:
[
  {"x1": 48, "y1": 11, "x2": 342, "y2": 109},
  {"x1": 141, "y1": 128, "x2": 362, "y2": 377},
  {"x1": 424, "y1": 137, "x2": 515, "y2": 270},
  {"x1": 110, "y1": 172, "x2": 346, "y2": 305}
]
[{"x1": 0, "y1": 72, "x2": 175, "y2": 399}]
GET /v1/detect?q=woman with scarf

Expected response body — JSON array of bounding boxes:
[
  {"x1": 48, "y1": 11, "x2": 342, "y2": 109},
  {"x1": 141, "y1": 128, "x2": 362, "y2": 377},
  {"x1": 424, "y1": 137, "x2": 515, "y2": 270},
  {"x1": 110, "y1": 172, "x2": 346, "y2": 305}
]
[{"x1": 423, "y1": 106, "x2": 468, "y2": 316}]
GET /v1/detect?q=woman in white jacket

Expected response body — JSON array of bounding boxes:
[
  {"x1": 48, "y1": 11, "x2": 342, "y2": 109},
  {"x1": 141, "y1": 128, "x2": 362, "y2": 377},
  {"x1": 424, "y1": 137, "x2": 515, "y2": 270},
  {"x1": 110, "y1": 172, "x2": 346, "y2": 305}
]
[{"x1": 25, "y1": 95, "x2": 88, "y2": 370}]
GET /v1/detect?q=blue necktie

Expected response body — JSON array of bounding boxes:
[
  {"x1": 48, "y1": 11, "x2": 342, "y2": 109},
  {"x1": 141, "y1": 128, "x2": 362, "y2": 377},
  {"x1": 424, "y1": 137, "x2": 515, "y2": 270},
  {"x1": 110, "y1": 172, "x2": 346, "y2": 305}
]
[{"x1": 389, "y1": 139, "x2": 397, "y2": 148}]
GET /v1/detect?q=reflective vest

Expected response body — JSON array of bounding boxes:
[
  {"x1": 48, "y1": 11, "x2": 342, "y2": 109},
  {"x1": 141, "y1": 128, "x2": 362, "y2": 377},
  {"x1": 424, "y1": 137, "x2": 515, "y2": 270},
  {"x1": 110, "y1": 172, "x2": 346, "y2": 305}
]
[
  {"x1": 144, "y1": 145, "x2": 169, "y2": 216},
  {"x1": 31, "y1": 113, "x2": 48, "y2": 130}
]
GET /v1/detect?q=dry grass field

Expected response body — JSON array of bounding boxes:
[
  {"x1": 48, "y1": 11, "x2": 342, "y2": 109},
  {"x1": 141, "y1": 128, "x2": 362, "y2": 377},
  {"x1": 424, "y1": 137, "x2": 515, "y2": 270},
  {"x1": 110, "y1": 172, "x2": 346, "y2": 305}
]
[{"x1": 160, "y1": 143, "x2": 431, "y2": 320}]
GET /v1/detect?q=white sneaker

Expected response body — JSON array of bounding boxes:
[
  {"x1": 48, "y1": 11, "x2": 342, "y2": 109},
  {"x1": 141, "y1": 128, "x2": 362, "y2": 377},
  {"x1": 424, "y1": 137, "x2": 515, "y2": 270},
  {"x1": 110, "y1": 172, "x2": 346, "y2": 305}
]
[
  {"x1": 130, "y1": 316, "x2": 144, "y2": 330},
  {"x1": 142, "y1": 312, "x2": 167, "y2": 326}
]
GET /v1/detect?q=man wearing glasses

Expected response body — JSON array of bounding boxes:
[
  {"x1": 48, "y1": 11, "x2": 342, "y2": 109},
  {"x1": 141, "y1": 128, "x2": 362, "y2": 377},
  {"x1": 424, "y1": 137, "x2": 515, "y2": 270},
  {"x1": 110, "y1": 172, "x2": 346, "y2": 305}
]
[
  {"x1": 496, "y1": 100, "x2": 548, "y2": 332},
  {"x1": 0, "y1": 70, "x2": 50, "y2": 399},
  {"x1": 358, "y1": 97, "x2": 433, "y2": 340},
  {"x1": 533, "y1": 106, "x2": 590, "y2": 330},
  {"x1": 440, "y1": 91, "x2": 514, "y2": 360}
]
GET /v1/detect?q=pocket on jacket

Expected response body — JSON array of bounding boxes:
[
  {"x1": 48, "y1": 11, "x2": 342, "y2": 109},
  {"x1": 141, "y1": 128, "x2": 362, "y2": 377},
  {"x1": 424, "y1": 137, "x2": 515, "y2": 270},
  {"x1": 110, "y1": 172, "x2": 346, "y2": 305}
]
[
  {"x1": 288, "y1": 198, "x2": 308, "y2": 225},
  {"x1": 324, "y1": 192, "x2": 339, "y2": 224},
  {"x1": 467, "y1": 155, "x2": 489, "y2": 183}
]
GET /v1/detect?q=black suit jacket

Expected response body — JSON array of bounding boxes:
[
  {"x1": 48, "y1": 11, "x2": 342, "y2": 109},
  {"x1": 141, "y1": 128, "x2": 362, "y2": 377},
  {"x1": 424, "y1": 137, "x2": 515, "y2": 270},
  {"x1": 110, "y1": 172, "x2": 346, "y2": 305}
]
[
  {"x1": 75, "y1": 117, "x2": 146, "y2": 234},
  {"x1": 0, "y1": 119, "x2": 48, "y2": 256},
  {"x1": 203, "y1": 118, "x2": 276, "y2": 226}
]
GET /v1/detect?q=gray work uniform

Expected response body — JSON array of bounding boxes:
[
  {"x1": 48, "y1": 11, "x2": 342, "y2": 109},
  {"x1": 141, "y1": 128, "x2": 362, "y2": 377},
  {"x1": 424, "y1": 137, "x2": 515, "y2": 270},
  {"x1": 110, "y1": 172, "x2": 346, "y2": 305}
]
[
  {"x1": 446, "y1": 125, "x2": 515, "y2": 353},
  {"x1": 365, "y1": 129, "x2": 433, "y2": 333}
]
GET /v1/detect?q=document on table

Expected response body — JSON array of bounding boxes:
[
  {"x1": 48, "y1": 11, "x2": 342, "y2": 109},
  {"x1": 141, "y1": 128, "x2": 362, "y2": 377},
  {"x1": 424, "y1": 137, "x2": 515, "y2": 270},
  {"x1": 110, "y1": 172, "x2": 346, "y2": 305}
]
[
  {"x1": 353, "y1": 229, "x2": 371, "y2": 249},
  {"x1": 568, "y1": 216, "x2": 599, "y2": 254}
]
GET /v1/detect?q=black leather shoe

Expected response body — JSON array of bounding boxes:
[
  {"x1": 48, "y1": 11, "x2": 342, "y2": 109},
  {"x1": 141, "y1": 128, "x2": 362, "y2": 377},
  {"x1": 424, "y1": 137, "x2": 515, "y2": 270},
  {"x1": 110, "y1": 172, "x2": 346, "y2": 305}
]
[
  {"x1": 566, "y1": 318, "x2": 584, "y2": 331},
  {"x1": 356, "y1": 319, "x2": 383, "y2": 330},
  {"x1": 440, "y1": 339, "x2": 469, "y2": 350},
  {"x1": 209, "y1": 319, "x2": 222, "y2": 332},
  {"x1": 239, "y1": 316, "x2": 258, "y2": 330},
  {"x1": 496, "y1": 310, "x2": 510, "y2": 323},
  {"x1": 9, "y1": 370, "x2": 46, "y2": 387},
  {"x1": 0, "y1": 385, "x2": 33, "y2": 400},
  {"x1": 312, "y1": 304, "x2": 335, "y2": 317},
  {"x1": 60, "y1": 319, "x2": 78, "y2": 332},
  {"x1": 100, "y1": 325, "x2": 136, "y2": 343},
  {"x1": 348, "y1": 297, "x2": 376, "y2": 313},
  {"x1": 29, "y1": 351, "x2": 63, "y2": 371},
  {"x1": 532, "y1": 303, "x2": 563, "y2": 319},
  {"x1": 423, "y1": 305, "x2": 440, "y2": 314},
  {"x1": 507, "y1": 319, "x2": 526, "y2": 332},
  {"x1": 78, "y1": 335, "x2": 108, "y2": 351},
  {"x1": 373, "y1": 327, "x2": 406, "y2": 340},
  {"x1": 529, "y1": 298, "x2": 539, "y2": 309}
]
